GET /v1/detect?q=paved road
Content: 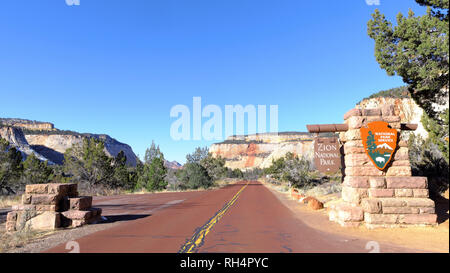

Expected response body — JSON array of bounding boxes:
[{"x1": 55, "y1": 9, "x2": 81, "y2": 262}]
[{"x1": 45, "y1": 181, "x2": 417, "y2": 253}]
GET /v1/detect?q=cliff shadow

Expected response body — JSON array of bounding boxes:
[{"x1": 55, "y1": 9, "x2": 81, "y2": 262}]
[{"x1": 30, "y1": 145, "x2": 64, "y2": 164}]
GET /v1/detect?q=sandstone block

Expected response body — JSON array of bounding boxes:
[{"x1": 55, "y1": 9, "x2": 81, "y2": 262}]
[
  {"x1": 419, "y1": 207, "x2": 435, "y2": 214},
  {"x1": 369, "y1": 177, "x2": 386, "y2": 189},
  {"x1": 361, "y1": 109, "x2": 381, "y2": 116},
  {"x1": 6, "y1": 221, "x2": 16, "y2": 232},
  {"x1": 405, "y1": 198, "x2": 435, "y2": 207},
  {"x1": 69, "y1": 196, "x2": 93, "y2": 210},
  {"x1": 383, "y1": 116, "x2": 401, "y2": 123},
  {"x1": 344, "y1": 154, "x2": 371, "y2": 167},
  {"x1": 395, "y1": 189, "x2": 414, "y2": 197},
  {"x1": 345, "y1": 167, "x2": 384, "y2": 176},
  {"x1": 6, "y1": 211, "x2": 17, "y2": 222},
  {"x1": 391, "y1": 160, "x2": 411, "y2": 166},
  {"x1": 381, "y1": 104, "x2": 395, "y2": 116},
  {"x1": 22, "y1": 194, "x2": 32, "y2": 205},
  {"x1": 383, "y1": 207, "x2": 419, "y2": 214},
  {"x1": 71, "y1": 219, "x2": 86, "y2": 228},
  {"x1": 398, "y1": 214, "x2": 437, "y2": 225},
  {"x1": 369, "y1": 189, "x2": 394, "y2": 198},
  {"x1": 62, "y1": 210, "x2": 93, "y2": 220},
  {"x1": 364, "y1": 213, "x2": 398, "y2": 224},
  {"x1": 344, "y1": 109, "x2": 361, "y2": 120},
  {"x1": 25, "y1": 184, "x2": 48, "y2": 194},
  {"x1": 361, "y1": 199, "x2": 382, "y2": 214},
  {"x1": 366, "y1": 116, "x2": 383, "y2": 122},
  {"x1": 386, "y1": 177, "x2": 427, "y2": 189},
  {"x1": 30, "y1": 194, "x2": 61, "y2": 205},
  {"x1": 35, "y1": 205, "x2": 57, "y2": 212},
  {"x1": 344, "y1": 129, "x2": 362, "y2": 141},
  {"x1": 385, "y1": 166, "x2": 412, "y2": 177},
  {"x1": 336, "y1": 205, "x2": 364, "y2": 221},
  {"x1": 344, "y1": 146, "x2": 366, "y2": 154},
  {"x1": 342, "y1": 186, "x2": 368, "y2": 204},
  {"x1": 47, "y1": 183, "x2": 78, "y2": 197},
  {"x1": 413, "y1": 189, "x2": 429, "y2": 198},
  {"x1": 393, "y1": 147, "x2": 409, "y2": 160},
  {"x1": 378, "y1": 198, "x2": 407, "y2": 207},
  {"x1": 346, "y1": 116, "x2": 367, "y2": 129},
  {"x1": 27, "y1": 212, "x2": 61, "y2": 230},
  {"x1": 344, "y1": 140, "x2": 364, "y2": 148},
  {"x1": 343, "y1": 176, "x2": 369, "y2": 188},
  {"x1": 12, "y1": 204, "x2": 36, "y2": 211}
]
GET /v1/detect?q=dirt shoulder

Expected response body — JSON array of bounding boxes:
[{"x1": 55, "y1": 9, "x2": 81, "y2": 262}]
[{"x1": 261, "y1": 180, "x2": 449, "y2": 253}]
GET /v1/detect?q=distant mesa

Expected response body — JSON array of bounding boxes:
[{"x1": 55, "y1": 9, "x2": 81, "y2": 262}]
[{"x1": 0, "y1": 118, "x2": 138, "y2": 167}]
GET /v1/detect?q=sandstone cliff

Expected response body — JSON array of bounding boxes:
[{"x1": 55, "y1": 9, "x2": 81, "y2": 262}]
[
  {"x1": 210, "y1": 132, "x2": 316, "y2": 170},
  {"x1": 1, "y1": 118, "x2": 138, "y2": 166},
  {"x1": 0, "y1": 118, "x2": 55, "y2": 131},
  {"x1": 0, "y1": 126, "x2": 52, "y2": 163}
]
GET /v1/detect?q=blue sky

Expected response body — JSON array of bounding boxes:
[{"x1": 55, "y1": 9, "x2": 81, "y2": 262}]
[{"x1": 0, "y1": 0, "x2": 426, "y2": 164}]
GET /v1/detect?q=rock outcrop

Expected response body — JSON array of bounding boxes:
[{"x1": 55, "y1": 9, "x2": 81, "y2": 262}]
[
  {"x1": 0, "y1": 118, "x2": 55, "y2": 131},
  {"x1": 1, "y1": 118, "x2": 138, "y2": 166},
  {"x1": 0, "y1": 126, "x2": 51, "y2": 163},
  {"x1": 357, "y1": 97, "x2": 428, "y2": 138},
  {"x1": 210, "y1": 132, "x2": 316, "y2": 170}
]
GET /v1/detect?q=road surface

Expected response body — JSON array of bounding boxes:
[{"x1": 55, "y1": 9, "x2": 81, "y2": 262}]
[{"x1": 44, "y1": 181, "x2": 417, "y2": 253}]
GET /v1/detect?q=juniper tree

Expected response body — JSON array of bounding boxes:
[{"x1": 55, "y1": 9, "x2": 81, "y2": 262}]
[{"x1": 367, "y1": 0, "x2": 449, "y2": 161}]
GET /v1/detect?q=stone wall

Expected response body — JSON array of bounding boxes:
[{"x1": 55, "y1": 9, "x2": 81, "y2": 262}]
[
  {"x1": 328, "y1": 105, "x2": 437, "y2": 228},
  {"x1": 6, "y1": 183, "x2": 102, "y2": 232}
]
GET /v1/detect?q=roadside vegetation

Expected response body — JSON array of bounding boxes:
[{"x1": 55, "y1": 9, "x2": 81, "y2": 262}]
[
  {"x1": 261, "y1": 152, "x2": 342, "y2": 196},
  {"x1": 0, "y1": 135, "x2": 246, "y2": 206}
]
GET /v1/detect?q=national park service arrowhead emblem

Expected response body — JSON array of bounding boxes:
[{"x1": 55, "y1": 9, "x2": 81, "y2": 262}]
[{"x1": 360, "y1": 121, "x2": 398, "y2": 170}]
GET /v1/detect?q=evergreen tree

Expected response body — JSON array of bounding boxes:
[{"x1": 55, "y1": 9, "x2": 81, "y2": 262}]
[
  {"x1": 179, "y1": 162, "x2": 212, "y2": 189},
  {"x1": 111, "y1": 151, "x2": 135, "y2": 189},
  {"x1": 367, "y1": 0, "x2": 449, "y2": 119},
  {"x1": 0, "y1": 138, "x2": 23, "y2": 194},
  {"x1": 136, "y1": 141, "x2": 168, "y2": 191},
  {"x1": 422, "y1": 109, "x2": 449, "y2": 163},
  {"x1": 186, "y1": 147, "x2": 209, "y2": 164},
  {"x1": 22, "y1": 153, "x2": 53, "y2": 184},
  {"x1": 200, "y1": 154, "x2": 227, "y2": 181},
  {"x1": 367, "y1": 0, "x2": 449, "y2": 159},
  {"x1": 63, "y1": 138, "x2": 113, "y2": 189}
]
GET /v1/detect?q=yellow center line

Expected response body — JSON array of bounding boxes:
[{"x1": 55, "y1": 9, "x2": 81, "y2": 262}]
[{"x1": 178, "y1": 181, "x2": 250, "y2": 253}]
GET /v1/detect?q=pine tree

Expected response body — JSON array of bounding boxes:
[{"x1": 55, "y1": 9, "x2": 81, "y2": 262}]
[
  {"x1": 0, "y1": 137, "x2": 23, "y2": 194},
  {"x1": 367, "y1": 0, "x2": 449, "y2": 160},
  {"x1": 63, "y1": 137, "x2": 113, "y2": 188},
  {"x1": 22, "y1": 153, "x2": 53, "y2": 184}
]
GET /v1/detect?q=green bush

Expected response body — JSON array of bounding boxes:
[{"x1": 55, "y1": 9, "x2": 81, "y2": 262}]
[{"x1": 408, "y1": 133, "x2": 449, "y2": 194}]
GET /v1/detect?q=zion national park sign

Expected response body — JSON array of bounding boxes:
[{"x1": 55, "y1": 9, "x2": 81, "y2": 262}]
[{"x1": 360, "y1": 121, "x2": 398, "y2": 170}]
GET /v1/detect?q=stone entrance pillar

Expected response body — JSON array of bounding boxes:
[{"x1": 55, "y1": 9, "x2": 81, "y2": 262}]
[{"x1": 328, "y1": 105, "x2": 437, "y2": 228}]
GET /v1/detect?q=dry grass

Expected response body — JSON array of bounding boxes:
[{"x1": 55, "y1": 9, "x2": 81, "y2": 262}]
[
  {"x1": 0, "y1": 195, "x2": 21, "y2": 209},
  {"x1": 0, "y1": 228, "x2": 55, "y2": 253}
]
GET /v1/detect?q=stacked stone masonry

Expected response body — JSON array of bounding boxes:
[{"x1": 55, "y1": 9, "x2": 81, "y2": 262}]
[
  {"x1": 6, "y1": 183, "x2": 102, "y2": 232},
  {"x1": 329, "y1": 104, "x2": 437, "y2": 228}
]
